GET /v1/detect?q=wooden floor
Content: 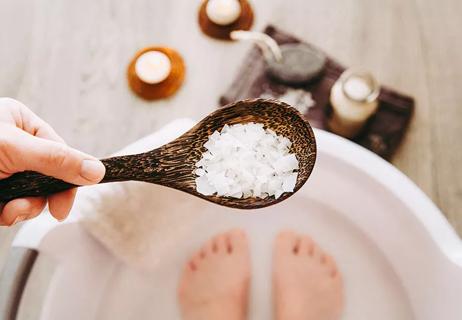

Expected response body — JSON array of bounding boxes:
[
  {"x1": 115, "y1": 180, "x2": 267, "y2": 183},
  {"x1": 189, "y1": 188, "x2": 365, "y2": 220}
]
[{"x1": 0, "y1": 0, "x2": 461, "y2": 317}]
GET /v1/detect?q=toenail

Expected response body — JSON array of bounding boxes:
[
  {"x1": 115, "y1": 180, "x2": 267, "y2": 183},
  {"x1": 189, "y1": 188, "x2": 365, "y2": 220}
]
[
  {"x1": 308, "y1": 246, "x2": 314, "y2": 256},
  {"x1": 10, "y1": 215, "x2": 28, "y2": 226}
]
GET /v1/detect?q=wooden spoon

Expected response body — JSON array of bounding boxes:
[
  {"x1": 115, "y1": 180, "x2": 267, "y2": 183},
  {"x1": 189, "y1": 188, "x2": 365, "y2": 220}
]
[{"x1": 0, "y1": 98, "x2": 316, "y2": 210}]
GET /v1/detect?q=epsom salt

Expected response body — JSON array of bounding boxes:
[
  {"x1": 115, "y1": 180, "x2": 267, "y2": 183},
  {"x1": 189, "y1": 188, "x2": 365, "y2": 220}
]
[{"x1": 195, "y1": 122, "x2": 299, "y2": 199}]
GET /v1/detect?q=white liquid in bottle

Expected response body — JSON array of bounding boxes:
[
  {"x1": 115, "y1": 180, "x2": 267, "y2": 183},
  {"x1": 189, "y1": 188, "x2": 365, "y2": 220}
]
[{"x1": 328, "y1": 70, "x2": 380, "y2": 138}]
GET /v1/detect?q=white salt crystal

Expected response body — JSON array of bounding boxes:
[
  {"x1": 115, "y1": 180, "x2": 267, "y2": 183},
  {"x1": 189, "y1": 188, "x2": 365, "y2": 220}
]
[
  {"x1": 275, "y1": 189, "x2": 284, "y2": 199},
  {"x1": 195, "y1": 168, "x2": 206, "y2": 176},
  {"x1": 273, "y1": 154, "x2": 299, "y2": 173},
  {"x1": 282, "y1": 173, "x2": 297, "y2": 192},
  {"x1": 195, "y1": 176, "x2": 215, "y2": 195},
  {"x1": 194, "y1": 122, "x2": 299, "y2": 199}
]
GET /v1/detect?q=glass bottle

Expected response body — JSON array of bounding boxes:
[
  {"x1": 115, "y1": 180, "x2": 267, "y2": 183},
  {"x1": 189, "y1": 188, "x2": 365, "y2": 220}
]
[{"x1": 328, "y1": 69, "x2": 380, "y2": 138}]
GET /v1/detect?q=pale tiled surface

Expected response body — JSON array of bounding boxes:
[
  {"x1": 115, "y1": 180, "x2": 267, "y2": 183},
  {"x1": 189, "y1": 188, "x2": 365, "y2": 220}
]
[{"x1": 0, "y1": 0, "x2": 461, "y2": 317}]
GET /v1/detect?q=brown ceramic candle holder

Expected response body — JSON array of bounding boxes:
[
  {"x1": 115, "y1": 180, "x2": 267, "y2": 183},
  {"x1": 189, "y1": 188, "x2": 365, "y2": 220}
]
[
  {"x1": 198, "y1": 0, "x2": 254, "y2": 40},
  {"x1": 127, "y1": 47, "x2": 186, "y2": 100}
]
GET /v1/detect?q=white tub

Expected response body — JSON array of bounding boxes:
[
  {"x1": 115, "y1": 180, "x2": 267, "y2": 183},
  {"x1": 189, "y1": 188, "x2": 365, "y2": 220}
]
[{"x1": 2, "y1": 119, "x2": 461, "y2": 320}]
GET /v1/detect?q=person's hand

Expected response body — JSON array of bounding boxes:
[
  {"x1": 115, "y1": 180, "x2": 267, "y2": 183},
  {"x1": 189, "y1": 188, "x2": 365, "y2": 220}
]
[{"x1": 0, "y1": 98, "x2": 105, "y2": 226}]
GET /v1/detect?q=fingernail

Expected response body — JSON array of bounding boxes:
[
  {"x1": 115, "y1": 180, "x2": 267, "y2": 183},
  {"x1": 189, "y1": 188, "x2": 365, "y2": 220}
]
[
  {"x1": 80, "y1": 159, "x2": 105, "y2": 182},
  {"x1": 11, "y1": 215, "x2": 28, "y2": 226}
]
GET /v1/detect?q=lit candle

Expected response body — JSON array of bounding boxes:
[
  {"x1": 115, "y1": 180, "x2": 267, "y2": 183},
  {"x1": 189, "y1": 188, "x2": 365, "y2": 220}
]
[
  {"x1": 135, "y1": 51, "x2": 172, "y2": 84},
  {"x1": 206, "y1": 0, "x2": 242, "y2": 26}
]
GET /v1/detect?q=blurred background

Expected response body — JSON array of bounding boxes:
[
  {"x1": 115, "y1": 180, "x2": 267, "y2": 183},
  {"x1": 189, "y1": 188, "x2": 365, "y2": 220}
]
[{"x1": 0, "y1": 0, "x2": 461, "y2": 314}]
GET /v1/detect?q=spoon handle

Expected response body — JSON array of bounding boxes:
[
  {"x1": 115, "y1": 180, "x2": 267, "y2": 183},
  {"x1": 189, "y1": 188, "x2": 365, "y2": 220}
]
[{"x1": 0, "y1": 154, "x2": 149, "y2": 203}]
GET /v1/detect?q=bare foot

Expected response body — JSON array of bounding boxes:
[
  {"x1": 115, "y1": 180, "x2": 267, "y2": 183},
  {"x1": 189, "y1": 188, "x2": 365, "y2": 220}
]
[
  {"x1": 178, "y1": 229, "x2": 250, "y2": 320},
  {"x1": 273, "y1": 231, "x2": 344, "y2": 320}
]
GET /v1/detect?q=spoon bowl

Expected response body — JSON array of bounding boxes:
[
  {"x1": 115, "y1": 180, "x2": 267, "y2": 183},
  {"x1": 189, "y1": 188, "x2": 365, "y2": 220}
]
[{"x1": 0, "y1": 99, "x2": 316, "y2": 210}]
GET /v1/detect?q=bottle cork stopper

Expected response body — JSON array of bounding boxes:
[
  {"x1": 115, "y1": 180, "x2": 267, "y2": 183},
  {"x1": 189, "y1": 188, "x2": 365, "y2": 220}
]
[
  {"x1": 198, "y1": 0, "x2": 254, "y2": 40},
  {"x1": 127, "y1": 47, "x2": 185, "y2": 100}
]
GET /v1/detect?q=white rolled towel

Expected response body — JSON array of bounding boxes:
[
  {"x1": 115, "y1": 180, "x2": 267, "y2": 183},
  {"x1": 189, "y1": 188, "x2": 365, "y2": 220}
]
[{"x1": 73, "y1": 118, "x2": 209, "y2": 270}]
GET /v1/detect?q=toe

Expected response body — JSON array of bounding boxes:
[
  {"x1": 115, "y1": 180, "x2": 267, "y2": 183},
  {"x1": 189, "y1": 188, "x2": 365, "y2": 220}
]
[
  {"x1": 212, "y1": 233, "x2": 227, "y2": 254},
  {"x1": 192, "y1": 242, "x2": 209, "y2": 264},
  {"x1": 310, "y1": 243, "x2": 340, "y2": 277},
  {"x1": 311, "y1": 242, "x2": 324, "y2": 260},
  {"x1": 324, "y1": 254, "x2": 340, "y2": 278},
  {"x1": 322, "y1": 253, "x2": 333, "y2": 266},
  {"x1": 298, "y1": 235, "x2": 314, "y2": 256},
  {"x1": 320, "y1": 253, "x2": 328, "y2": 265},
  {"x1": 187, "y1": 256, "x2": 198, "y2": 272},
  {"x1": 194, "y1": 247, "x2": 207, "y2": 261},
  {"x1": 203, "y1": 237, "x2": 215, "y2": 255},
  {"x1": 275, "y1": 230, "x2": 299, "y2": 254},
  {"x1": 227, "y1": 229, "x2": 248, "y2": 254}
]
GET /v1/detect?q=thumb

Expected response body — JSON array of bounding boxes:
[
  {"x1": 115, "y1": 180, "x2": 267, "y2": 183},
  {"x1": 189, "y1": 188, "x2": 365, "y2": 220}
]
[{"x1": 10, "y1": 128, "x2": 106, "y2": 185}]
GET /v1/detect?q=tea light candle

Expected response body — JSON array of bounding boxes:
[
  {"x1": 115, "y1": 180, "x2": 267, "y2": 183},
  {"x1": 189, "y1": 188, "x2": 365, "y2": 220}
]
[
  {"x1": 127, "y1": 47, "x2": 185, "y2": 100},
  {"x1": 328, "y1": 70, "x2": 380, "y2": 138},
  {"x1": 135, "y1": 51, "x2": 172, "y2": 84},
  {"x1": 206, "y1": 0, "x2": 242, "y2": 26}
]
